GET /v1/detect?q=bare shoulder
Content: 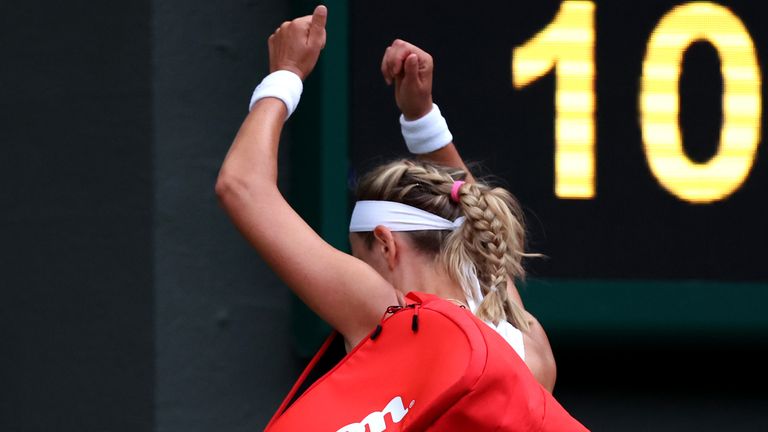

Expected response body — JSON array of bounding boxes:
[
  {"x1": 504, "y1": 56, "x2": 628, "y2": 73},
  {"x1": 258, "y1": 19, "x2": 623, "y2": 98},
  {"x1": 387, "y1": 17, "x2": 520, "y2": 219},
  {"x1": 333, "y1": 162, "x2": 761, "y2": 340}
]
[{"x1": 521, "y1": 311, "x2": 557, "y2": 392}]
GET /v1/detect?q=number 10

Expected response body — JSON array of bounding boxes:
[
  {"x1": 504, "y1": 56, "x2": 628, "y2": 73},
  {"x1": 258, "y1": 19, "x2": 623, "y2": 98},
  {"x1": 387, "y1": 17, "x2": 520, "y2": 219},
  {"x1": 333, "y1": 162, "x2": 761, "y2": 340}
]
[{"x1": 512, "y1": 1, "x2": 761, "y2": 203}]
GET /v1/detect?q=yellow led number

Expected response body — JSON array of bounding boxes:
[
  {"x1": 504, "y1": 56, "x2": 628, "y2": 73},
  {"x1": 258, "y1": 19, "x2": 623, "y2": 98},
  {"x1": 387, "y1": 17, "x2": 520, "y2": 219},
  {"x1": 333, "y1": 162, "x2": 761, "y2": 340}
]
[
  {"x1": 513, "y1": 1, "x2": 762, "y2": 203},
  {"x1": 513, "y1": 1, "x2": 596, "y2": 199},
  {"x1": 641, "y1": 2, "x2": 761, "y2": 203}
]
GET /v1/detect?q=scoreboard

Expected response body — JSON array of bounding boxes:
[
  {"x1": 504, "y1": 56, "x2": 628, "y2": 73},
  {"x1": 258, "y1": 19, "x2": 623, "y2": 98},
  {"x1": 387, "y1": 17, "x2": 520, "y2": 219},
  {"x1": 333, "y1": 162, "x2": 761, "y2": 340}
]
[
  {"x1": 514, "y1": 1, "x2": 760, "y2": 203},
  {"x1": 349, "y1": 1, "x2": 768, "y2": 337}
]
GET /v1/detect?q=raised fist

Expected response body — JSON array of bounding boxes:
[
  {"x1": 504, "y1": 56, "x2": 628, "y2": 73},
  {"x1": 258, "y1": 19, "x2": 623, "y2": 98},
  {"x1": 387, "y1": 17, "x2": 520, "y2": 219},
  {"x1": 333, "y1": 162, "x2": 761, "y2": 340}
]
[
  {"x1": 268, "y1": 5, "x2": 327, "y2": 80},
  {"x1": 381, "y1": 39, "x2": 434, "y2": 120}
]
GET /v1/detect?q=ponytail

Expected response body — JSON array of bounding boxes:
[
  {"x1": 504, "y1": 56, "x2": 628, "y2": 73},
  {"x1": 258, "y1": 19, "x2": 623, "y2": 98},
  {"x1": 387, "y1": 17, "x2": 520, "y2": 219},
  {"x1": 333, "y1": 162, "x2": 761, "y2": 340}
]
[
  {"x1": 442, "y1": 181, "x2": 530, "y2": 331},
  {"x1": 355, "y1": 159, "x2": 533, "y2": 331}
]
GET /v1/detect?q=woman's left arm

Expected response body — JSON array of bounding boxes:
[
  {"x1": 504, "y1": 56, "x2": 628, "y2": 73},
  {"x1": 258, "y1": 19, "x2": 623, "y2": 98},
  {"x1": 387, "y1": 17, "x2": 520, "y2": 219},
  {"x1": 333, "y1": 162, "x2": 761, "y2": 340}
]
[
  {"x1": 383, "y1": 40, "x2": 557, "y2": 390},
  {"x1": 381, "y1": 39, "x2": 475, "y2": 182}
]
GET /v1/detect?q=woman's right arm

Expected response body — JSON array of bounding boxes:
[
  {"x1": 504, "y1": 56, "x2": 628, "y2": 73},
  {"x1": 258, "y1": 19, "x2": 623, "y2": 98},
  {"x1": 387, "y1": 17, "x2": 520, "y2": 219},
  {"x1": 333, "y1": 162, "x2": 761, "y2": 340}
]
[{"x1": 216, "y1": 6, "x2": 397, "y2": 348}]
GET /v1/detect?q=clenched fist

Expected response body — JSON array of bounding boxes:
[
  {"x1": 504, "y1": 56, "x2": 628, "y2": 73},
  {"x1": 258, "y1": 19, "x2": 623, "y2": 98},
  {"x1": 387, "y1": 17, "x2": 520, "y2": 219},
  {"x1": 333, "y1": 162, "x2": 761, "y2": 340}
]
[
  {"x1": 381, "y1": 39, "x2": 434, "y2": 120},
  {"x1": 268, "y1": 5, "x2": 327, "y2": 80}
]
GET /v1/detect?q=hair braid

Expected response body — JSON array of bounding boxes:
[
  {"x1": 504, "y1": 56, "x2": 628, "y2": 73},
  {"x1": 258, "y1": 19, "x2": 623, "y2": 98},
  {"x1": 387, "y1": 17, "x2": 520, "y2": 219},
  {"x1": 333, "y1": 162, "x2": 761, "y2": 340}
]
[
  {"x1": 448, "y1": 182, "x2": 529, "y2": 330},
  {"x1": 355, "y1": 159, "x2": 532, "y2": 331}
]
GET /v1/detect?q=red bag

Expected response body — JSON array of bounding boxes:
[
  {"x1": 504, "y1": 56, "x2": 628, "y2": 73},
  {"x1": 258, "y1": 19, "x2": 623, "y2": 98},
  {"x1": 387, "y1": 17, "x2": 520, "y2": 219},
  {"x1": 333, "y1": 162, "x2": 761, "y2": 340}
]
[{"x1": 265, "y1": 292, "x2": 589, "y2": 431}]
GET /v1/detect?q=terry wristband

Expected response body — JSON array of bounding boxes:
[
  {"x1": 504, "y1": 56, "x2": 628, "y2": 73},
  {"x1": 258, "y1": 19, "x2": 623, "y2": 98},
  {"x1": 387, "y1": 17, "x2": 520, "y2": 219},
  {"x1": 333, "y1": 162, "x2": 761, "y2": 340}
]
[
  {"x1": 399, "y1": 103, "x2": 453, "y2": 154},
  {"x1": 249, "y1": 70, "x2": 303, "y2": 119}
]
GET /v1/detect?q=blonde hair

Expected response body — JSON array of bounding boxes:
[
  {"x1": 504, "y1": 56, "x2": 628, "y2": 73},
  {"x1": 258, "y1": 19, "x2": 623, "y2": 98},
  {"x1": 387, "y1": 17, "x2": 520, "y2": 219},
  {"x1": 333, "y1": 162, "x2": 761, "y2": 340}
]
[{"x1": 354, "y1": 159, "x2": 532, "y2": 331}]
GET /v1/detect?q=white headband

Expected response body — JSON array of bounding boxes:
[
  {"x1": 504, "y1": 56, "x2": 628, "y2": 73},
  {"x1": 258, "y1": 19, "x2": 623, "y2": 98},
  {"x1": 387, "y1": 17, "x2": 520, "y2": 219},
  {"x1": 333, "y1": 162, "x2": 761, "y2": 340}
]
[{"x1": 349, "y1": 200, "x2": 465, "y2": 232}]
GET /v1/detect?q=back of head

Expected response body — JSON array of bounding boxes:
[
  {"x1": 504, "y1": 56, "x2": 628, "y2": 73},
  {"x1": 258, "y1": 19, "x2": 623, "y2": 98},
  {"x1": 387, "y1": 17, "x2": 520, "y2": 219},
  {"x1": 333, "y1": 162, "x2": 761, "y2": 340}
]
[{"x1": 354, "y1": 159, "x2": 531, "y2": 331}]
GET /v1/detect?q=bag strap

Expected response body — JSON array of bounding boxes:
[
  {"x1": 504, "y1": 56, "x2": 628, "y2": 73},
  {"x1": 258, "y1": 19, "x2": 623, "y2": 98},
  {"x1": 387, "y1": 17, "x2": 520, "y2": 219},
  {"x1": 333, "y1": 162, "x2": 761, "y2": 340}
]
[
  {"x1": 405, "y1": 290, "x2": 437, "y2": 305},
  {"x1": 264, "y1": 330, "x2": 338, "y2": 429}
]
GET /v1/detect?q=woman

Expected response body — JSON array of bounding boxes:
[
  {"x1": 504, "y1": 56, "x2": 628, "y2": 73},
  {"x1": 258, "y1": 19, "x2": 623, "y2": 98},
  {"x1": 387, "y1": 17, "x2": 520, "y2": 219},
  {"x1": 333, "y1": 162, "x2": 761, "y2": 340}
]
[{"x1": 216, "y1": 5, "x2": 555, "y2": 392}]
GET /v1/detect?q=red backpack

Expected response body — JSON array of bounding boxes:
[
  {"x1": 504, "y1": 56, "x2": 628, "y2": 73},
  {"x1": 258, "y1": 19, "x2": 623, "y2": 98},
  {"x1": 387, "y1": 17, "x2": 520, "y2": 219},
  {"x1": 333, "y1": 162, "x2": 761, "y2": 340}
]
[{"x1": 265, "y1": 291, "x2": 589, "y2": 431}]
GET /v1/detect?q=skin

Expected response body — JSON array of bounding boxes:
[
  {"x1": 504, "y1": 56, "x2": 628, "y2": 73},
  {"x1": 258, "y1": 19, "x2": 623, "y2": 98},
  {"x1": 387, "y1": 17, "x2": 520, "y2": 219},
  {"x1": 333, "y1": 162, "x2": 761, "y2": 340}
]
[
  {"x1": 380, "y1": 39, "x2": 474, "y2": 180},
  {"x1": 216, "y1": 6, "x2": 556, "y2": 392},
  {"x1": 380, "y1": 38, "x2": 557, "y2": 391},
  {"x1": 349, "y1": 228, "x2": 468, "y2": 309}
]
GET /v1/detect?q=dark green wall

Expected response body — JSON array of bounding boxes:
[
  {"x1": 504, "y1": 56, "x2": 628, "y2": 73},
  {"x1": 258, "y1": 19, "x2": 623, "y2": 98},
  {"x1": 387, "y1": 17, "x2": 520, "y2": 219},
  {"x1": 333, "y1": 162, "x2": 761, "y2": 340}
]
[{"x1": 1, "y1": 1, "x2": 154, "y2": 431}]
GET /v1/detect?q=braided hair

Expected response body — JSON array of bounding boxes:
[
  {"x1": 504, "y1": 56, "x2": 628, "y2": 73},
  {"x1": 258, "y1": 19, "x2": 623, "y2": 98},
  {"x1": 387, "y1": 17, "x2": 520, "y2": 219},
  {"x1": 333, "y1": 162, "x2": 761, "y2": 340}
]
[{"x1": 354, "y1": 159, "x2": 532, "y2": 330}]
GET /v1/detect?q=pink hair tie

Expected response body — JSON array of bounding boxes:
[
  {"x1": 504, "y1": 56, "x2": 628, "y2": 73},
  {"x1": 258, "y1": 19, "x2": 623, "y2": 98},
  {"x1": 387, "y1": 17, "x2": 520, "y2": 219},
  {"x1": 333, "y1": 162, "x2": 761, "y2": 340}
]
[{"x1": 450, "y1": 180, "x2": 466, "y2": 203}]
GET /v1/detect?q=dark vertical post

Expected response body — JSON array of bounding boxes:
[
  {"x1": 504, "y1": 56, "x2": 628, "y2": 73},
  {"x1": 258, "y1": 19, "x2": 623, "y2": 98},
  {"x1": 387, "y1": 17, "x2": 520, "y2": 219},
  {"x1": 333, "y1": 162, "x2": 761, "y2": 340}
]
[
  {"x1": 152, "y1": 0, "x2": 299, "y2": 430},
  {"x1": 288, "y1": 0, "x2": 350, "y2": 358}
]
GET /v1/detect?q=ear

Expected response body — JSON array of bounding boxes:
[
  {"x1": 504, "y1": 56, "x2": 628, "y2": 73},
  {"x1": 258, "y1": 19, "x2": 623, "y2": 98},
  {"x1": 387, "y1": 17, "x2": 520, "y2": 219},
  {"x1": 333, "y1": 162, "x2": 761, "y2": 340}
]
[{"x1": 373, "y1": 225, "x2": 398, "y2": 270}]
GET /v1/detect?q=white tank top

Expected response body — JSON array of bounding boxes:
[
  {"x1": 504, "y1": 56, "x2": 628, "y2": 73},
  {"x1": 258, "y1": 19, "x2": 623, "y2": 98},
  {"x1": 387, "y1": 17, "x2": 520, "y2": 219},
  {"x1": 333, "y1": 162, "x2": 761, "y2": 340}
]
[
  {"x1": 465, "y1": 296, "x2": 526, "y2": 361},
  {"x1": 483, "y1": 319, "x2": 525, "y2": 361}
]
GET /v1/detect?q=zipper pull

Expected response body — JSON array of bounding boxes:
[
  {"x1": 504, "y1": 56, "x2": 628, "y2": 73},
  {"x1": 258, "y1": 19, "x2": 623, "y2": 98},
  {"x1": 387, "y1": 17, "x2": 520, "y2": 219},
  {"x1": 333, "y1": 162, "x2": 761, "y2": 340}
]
[
  {"x1": 370, "y1": 302, "x2": 423, "y2": 340},
  {"x1": 371, "y1": 324, "x2": 383, "y2": 340},
  {"x1": 371, "y1": 305, "x2": 403, "y2": 341},
  {"x1": 386, "y1": 305, "x2": 403, "y2": 315},
  {"x1": 411, "y1": 304, "x2": 420, "y2": 333}
]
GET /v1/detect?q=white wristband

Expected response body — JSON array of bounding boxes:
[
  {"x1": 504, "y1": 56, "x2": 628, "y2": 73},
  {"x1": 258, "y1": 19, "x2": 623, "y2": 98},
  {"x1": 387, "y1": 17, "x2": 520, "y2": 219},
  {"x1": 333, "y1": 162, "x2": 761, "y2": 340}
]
[
  {"x1": 249, "y1": 70, "x2": 303, "y2": 119},
  {"x1": 399, "y1": 103, "x2": 453, "y2": 154}
]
